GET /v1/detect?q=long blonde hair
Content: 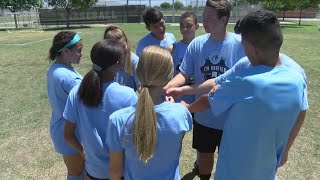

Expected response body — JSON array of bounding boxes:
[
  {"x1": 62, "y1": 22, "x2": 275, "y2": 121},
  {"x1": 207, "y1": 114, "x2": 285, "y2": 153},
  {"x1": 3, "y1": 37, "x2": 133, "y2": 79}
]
[
  {"x1": 134, "y1": 45, "x2": 173, "y2": 163},
  {"x1": 104, "y1": 25, "x2": 132, "y2": 75}
]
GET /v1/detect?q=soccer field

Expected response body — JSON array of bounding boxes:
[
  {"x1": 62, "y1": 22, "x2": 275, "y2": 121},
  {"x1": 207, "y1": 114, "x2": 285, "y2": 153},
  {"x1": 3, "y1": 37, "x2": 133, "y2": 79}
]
[{"x1": 0, "y1": 22, "x2": 319, "y2": 179}]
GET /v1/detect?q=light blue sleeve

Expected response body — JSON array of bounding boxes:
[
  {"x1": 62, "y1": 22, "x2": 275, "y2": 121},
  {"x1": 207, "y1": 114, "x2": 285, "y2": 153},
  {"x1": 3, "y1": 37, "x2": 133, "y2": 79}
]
[
  {"x1": 184, "y1": 107, "x2": 193, "y2": 132},
  {"x1": 236, "y1": 43, "x2": 246, "y2": 60},
  {"x1": 179, "y1": 41, "x2": 195, "y2": 77},
  {"x1": 131, "y1": 53, "x2": 141, "y2": 89},
  {"x1": 63, "y1": 87, "x2": 78, "y2": 123},
  {"x1": 280, "y1": 53, "x2": 309, "y2": 110},
  {"x1": 106, "y1": 112, "x2": 124, "y2": 152},
  {"x1": 171, "y1": 33, "x2": 177, "y2": 43},
  {"x1": 62, "y1": 78, "x2": 81, "y2": 94},
  {"x1": 215, "y1": 57, "x2": 250, "y2": 84},
  {"x1": 302, "y1": 84, "x2": 309, "y2": 110},
  {"x1": 127, "y1": 91, "x2": 138, "y2": 106},
  {"x1": 209, "y1": 77, "x2": 250, "y2": 116},
  {"x1": 136, "y1": 37, "x2": 145, "y2": 57},
  {"x1": 300, "y1": 69, "x2": 309, "y2": 110}
]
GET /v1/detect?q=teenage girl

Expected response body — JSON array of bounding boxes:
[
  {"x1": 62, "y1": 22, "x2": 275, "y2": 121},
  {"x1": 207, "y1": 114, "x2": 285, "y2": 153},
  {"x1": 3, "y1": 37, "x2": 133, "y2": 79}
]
[
  {"x1": 104, "y1": 25, "x2": 140, "y2": 91},
  {"x1": 63, "y1": 39, "x2": 138, "y2": 179},
  {"x1": 47, "y1": 31, "x2": 85, "y2": 180},
  {"x1": 107, "y1": 45, "x2": 193, "y2": 180}
]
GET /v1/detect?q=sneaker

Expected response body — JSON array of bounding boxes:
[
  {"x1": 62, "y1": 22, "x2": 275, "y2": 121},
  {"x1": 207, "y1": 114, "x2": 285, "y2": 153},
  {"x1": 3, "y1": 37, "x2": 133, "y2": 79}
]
[{"x1": 192, "y1": 161, "x2": 200, "y2": 175}]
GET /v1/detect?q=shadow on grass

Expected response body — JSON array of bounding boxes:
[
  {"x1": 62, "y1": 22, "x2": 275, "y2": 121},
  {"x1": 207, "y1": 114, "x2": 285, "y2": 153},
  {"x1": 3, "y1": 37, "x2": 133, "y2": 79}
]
[
  {"x1": 43, "y1": 25, "x2": 92, "y2": 31},
  {"x1": 181, "y1": 168, "x2": 198, "y2": 180}
]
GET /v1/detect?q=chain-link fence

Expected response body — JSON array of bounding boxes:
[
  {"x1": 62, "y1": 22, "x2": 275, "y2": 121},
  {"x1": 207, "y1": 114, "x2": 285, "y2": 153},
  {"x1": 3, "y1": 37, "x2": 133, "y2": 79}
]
[
  {"x1": 0, "y1": 11, "x2": 41, "y2": 30},
  {"x1": 30, "y1": 0, "x2": 263, "y2": 28},
  {"x1": 92, "y1": 0, "x2": 261, "y2": 23}
]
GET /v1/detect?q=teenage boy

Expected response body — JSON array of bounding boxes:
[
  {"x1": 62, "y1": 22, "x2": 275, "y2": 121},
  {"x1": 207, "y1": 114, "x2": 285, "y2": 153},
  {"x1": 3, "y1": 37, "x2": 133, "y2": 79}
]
[
  {"x1": 169, "y1": 11, "x2": 199, "y2": 104},
  {"x1": 164, "y1": 1, "x2": 245, "y2": 179},
  {"x1": 136, "y1": 8, "x2": 176, "y2": 57},
  {"x1": 182, "y1": 10, "x2": 308, "y2": 180}
]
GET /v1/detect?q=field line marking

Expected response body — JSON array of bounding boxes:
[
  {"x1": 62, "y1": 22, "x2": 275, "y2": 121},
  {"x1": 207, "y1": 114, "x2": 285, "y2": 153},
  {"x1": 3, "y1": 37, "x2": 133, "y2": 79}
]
[{"x1": 5, "y1": 38, "x2": 51, "y2": 46}]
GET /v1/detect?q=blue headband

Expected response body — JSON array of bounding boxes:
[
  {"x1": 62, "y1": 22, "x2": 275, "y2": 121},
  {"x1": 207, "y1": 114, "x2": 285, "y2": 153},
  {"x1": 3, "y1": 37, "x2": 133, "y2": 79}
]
[{"x1": 58, "y1": 34, "x2": 81, "y2": 52}]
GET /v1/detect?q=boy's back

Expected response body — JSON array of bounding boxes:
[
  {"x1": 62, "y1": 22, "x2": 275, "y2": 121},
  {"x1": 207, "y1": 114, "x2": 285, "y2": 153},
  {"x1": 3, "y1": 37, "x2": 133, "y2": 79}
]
[{"x1": 212, "y1": 65, "x2": 305, "y2": 180}]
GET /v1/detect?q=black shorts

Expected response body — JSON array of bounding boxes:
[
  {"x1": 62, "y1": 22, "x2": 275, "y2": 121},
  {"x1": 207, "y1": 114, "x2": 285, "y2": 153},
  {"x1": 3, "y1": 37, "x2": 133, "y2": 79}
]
[
  {"x1": 86, "y1": 171, "x2": 124, "y2": 180},
  {"x1": 192, "y1": 120, "x2": 223, "y2": 153},
  {"x1": 87, "y1": 172, "x2": 108, "y2": 180}
]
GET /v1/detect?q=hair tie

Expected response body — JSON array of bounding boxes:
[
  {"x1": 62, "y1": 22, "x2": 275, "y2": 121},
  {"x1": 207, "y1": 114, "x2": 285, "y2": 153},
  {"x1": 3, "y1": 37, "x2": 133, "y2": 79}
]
[{"x1": 92, "y1": 64, "x2": 102, "y2": 72}]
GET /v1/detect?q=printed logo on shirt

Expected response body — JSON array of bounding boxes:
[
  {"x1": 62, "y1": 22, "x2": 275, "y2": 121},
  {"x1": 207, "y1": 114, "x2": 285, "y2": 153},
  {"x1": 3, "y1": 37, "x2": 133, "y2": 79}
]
[{"x1": 200, "y1": 54, "x2": 229, "y2": 80}]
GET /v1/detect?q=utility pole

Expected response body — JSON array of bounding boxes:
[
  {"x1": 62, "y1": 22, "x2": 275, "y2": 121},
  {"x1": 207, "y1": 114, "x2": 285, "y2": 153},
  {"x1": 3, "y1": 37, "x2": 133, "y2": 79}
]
[
  {"x1": 172, "y1": 0, "x2": 175, "y2": 23},
  {"x1": 196, "y1": 0, "x2": 198, "y2": 15}
]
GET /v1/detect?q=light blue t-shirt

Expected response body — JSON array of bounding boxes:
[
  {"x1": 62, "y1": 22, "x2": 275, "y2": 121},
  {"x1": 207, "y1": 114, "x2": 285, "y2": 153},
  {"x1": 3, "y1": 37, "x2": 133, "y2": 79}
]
[
  {"x1": 136, "y1": 32, "x2": 176, "y2": 56},
  {"x1": 63, "y1": 81, "x2": 138, "y2": 179},
  {"x1": 106, "y1": 102, "x2": 193, "y2": 180},
  {"x1": 47, "y1": 63, "x2": 82, "y2": 128},
  {"x1": 179, "y1": 32, "x2": 245, "y2": 129},
  {"x1": 115, "y1": 52, "x2": 140, "y2": 91},
  {"x1": 211, "y1": 65, "x2": 305, "y2": 180},
  {"x1": 172, "y1": 41, "x2": 194, "y2": 104},
  {"x1": 215, "y1": 53, "x2": 309, "y2": 110}
]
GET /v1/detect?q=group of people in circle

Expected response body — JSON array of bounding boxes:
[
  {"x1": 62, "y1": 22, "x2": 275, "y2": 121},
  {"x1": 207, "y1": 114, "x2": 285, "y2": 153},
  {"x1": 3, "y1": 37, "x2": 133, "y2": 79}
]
[{"x1": 46, "y1": 0, "x2": 308, "y2": 180}]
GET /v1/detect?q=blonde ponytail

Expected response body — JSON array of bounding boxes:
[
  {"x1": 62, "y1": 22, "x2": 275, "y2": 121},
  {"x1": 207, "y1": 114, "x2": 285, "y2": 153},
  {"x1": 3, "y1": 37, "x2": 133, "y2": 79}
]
[
  {"x1": 133, "y1": 87, "x2": 157, "y2": 163},
  {"x1": 133, "y1": 45, "x2": 173, "y2": 163}
]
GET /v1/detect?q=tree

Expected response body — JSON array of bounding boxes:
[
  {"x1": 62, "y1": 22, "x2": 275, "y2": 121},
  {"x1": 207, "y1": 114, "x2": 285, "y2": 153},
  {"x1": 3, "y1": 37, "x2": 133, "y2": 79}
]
[
  {"x1": 0, "y1": 0, "x2": 39, "y2": 29},
  {"x1": 160, "y1": 2, "x2": 171, "y2": 10},
  {"x1": 295, "y1": 0, "x2": 320, "y2": 25},
  {"x1": 246, "y1": 0, "x2": 261, "y2": 5},
  {"x1": 278, "y1": 0, "x2": 297, "y2": 21},
  {"x1": 48, "y1": 0, "x2": 98, "y2": 28},
  {"x1": 173, "y1": 0, "x2": 184, "y2": 10},
  {"x1": 261, "y1": 0, "x2": 281, "y2": 11}
]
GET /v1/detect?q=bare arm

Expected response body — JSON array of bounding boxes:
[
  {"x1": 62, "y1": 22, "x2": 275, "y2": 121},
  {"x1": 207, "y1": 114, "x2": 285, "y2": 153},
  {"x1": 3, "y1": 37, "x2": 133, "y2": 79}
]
[
  {"x1": 109, "y1": 151, "x2": 124, "y2": 180},
  {"x1": 180, "y1": 94, "x2": 210, "y2": 113},
  {"x1": 167, "y1": 44, "x2": 174, "y2": 54},
  {"x1": 64, "y1": 120, "x2": 85, "y2": 158},
  {"x1": 279, "y1": 110, "x2": 306, "y2": 167},
  {"x1": 168, "y1": 78, "x2": 216, "y2": 97},
  {"x1": 163, "y1": 72, "x2": 188, "y2": 91}
]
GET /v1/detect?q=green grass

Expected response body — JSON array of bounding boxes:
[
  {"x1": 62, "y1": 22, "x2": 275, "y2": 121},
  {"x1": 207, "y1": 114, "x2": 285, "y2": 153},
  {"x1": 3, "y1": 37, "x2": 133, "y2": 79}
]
[{"x1": 0, "y1": 21, "x2": 319, "y2": 179}]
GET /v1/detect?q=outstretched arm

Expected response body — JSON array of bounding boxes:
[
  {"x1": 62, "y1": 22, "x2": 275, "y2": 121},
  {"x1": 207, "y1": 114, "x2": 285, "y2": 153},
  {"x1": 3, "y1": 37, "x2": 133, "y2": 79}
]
[
  {"x1": 166, "y1": 78, "x2": 216, "y2": 98},
  {"x1": 164, "y1": 72, "x2": 188, "y2": 91},
  {"x1": 180, "y1": 94, "x2": 210, "y2": 113}
]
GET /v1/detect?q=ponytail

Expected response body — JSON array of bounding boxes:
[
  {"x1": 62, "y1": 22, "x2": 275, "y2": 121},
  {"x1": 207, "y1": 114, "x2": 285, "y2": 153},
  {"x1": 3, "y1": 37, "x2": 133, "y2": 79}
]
[
  {"x1": 48, "y1": 46, "x2": 58, "y2": 61},
  {"x1": 78, "y1": 70, "x2": 103, "y2": 107},
  {"x1": 124, "y1": 50, "x2": 133, "y2": 75},
  {"x1": 133, "y1": 87, "x2": 157, "y2": 163}
]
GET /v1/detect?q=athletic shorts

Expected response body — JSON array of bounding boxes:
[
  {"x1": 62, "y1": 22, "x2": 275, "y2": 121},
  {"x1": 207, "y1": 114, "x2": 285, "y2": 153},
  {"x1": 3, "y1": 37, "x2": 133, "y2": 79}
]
[
  {"x1": 50, "y1": 120, "x2": 80, "y2": 154},
  {"x1": 192, "y1": 120, "x2": 223, "y2": 153},
  {"x1": 86, "y1": 171, "x2": 124, "y2": 180}
]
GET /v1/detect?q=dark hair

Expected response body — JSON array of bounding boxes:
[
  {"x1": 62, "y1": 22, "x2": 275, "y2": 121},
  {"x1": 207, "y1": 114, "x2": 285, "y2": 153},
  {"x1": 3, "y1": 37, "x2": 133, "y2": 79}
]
[
  {"x1": 238, "y1": 10, "x2": 283, "y2": 52},
  {"x1": 206, "y1": 0, "x2": 232, "y2": 24},
  {"x1": 48, "y1": 31, "x2": 77, "y2": 61},
  {"x1": 143, "y1": 8, "x2": 164, "y2": 27},
  {"x1": 234, "y1": 19, "x2": 241, "y2": 34},
  {"x1": 78, "y1": 39, "x2": 124, "y2": 107},
  {"x1": 180, "y1": 11, "x2": 198, "y2": 24}
]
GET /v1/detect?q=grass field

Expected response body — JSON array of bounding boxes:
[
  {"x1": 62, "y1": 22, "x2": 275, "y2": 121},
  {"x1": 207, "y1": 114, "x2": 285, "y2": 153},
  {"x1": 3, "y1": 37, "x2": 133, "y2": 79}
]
[{"x1": 0, "y1": 22, "x2": 319, "y2": 180}]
